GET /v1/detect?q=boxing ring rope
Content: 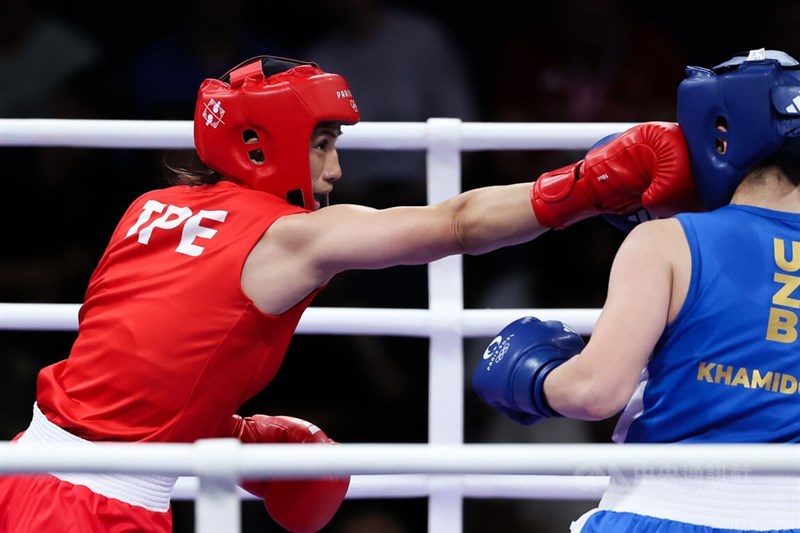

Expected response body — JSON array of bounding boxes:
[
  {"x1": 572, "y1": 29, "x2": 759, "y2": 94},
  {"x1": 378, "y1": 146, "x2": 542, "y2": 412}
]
[
  {"x1": 0, "y1": 303, "x2": 602, "y2": 336},
  {"x1": 0, "y1": 118, "x2": 636, "y2": 149},
  {"x1": 3, "y1": 118, "x2": 796, "y2": 533},
  {"x1": 3, "y1": 441, "x2": 799, "y2": 532}
]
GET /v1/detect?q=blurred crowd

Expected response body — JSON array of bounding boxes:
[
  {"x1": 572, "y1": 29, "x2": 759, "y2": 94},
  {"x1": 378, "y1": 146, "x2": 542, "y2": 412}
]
[{"x1": 1, "y1": 0, "x2": 789, "y2": 531}]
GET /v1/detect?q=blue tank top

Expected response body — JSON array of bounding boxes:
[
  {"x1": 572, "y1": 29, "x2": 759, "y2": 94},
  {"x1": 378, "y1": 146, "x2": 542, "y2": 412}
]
[{"x1": 614, "y1": 205, "x2": 800, "y2": 443}]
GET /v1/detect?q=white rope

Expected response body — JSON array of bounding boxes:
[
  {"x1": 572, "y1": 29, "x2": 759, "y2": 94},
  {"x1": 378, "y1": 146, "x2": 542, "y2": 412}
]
[
  {"x1": 3, "y1": 441, "x2": 798, "y2": 477},
  {"x1": 171, "y1": 474, "x2": 610, "y2": 501},
  {"x1": 0, "y1": 118, "x2": 637, "y2": 150},
  {"x1": 0, "y1": 303, "x2": 601, "y2": 336}
]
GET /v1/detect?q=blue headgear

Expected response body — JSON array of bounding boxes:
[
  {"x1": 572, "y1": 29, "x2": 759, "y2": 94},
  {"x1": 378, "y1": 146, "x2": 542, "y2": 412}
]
[{"x1": 677, "y1": 48, "x2": 800, "y2": 210}]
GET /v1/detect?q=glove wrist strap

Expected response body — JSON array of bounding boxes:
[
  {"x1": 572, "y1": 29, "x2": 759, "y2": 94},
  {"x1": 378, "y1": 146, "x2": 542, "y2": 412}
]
[
  {"x1": 531, "y1": 360, "x2": 564, "y2": 418},
  {"x1": 512, "y1": 357, "x2": 565, "y2": 418},
  {"x1": 531, "y1": 163, "x2": 595, "y2": 229}
]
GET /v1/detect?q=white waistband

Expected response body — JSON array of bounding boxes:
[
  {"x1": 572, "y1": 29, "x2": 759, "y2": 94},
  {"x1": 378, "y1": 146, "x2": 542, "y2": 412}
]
[
  {"x1": 14, "y1": 403, "x2": 176, "y2": 512},
  {"x1": 599, "y1": 470, "x2": 800, "y2": 529}
]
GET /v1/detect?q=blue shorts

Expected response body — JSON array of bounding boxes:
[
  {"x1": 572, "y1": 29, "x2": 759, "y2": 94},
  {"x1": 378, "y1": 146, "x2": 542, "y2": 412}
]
[{"x1": 578, "y1": 511, "x2": 800, "y2": 533}]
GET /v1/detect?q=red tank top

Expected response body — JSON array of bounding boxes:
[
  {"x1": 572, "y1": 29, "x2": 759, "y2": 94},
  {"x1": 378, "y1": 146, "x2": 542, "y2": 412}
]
[{"x1": 37, "y1": 181, "x2": 314, "y2": 442}]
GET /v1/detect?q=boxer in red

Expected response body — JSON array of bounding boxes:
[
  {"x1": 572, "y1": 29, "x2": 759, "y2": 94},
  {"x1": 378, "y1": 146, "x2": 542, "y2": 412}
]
[{"x1": 1, "y1": 53, "x2": 699, "y2": 532}]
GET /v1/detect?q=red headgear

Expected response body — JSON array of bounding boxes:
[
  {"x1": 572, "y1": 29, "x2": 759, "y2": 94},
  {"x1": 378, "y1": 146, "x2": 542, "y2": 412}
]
[{"x1": 194, "y1": 56, "x2": 360, "y2": 209}]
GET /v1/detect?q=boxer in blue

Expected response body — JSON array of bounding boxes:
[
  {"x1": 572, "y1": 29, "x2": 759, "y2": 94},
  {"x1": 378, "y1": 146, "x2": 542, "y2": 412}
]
[{"x1": 474, "y1": 48, "x2": 800, "y2": 532}]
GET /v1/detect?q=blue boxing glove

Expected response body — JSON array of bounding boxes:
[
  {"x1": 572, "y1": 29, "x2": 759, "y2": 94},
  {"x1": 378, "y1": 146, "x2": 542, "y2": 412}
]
[
  {"x1": 604, "y1": 206, "x2": 659, "y2": 232},
  {"x1": 472, "y1": 317, "x2": 584, "y2": 425}
]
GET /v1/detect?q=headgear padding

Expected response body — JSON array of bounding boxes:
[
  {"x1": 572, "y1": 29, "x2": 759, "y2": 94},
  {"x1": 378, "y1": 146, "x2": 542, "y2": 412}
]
[
  {"x1": 677, "y1": 48, "x2": 800, "y2": 210},
  {"x1": 194, "y1": 56, "x2": 360, "y2": 210}
]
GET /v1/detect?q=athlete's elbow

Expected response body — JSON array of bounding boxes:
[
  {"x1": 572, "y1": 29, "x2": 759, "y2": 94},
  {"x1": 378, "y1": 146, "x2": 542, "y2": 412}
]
[
  {"x1": 578, "y1": 399, "x2": 624, "y2": 421},
  {"x1": 550, "y1": 383, "x2": 627, "y2": 421},
  {"x1": 577, "y1": 387, "x2": 628, "y2": 420}
]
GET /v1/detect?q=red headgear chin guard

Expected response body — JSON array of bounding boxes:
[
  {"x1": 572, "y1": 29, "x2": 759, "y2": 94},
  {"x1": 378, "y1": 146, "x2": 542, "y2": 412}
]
[{"x1": 193, "y1": 56, "x2": 361, "y2": 209}]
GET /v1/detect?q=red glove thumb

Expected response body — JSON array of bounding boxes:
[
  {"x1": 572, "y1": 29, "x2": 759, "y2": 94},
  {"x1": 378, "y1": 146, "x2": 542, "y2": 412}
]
[
  {"x1": 264, "y1": 473, "x2": 350, "y2": 533},
  {"x1": 223, "y1": 414, "x2": 349, "y2": 533}
]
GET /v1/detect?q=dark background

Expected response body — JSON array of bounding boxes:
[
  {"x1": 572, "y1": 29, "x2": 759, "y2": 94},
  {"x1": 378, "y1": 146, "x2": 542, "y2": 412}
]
[{"x1": 1, "y1": 0, "x2": 793, "y2": 531}]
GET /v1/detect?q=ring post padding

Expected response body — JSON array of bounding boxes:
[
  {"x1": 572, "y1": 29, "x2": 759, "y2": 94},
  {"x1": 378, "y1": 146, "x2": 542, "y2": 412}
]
[
  {"x1": 193, "y1": 439, "x2": 242, "y2": 533},
  {"x1": 426, "y1": 118, "x2": 466, "y2": 533}
]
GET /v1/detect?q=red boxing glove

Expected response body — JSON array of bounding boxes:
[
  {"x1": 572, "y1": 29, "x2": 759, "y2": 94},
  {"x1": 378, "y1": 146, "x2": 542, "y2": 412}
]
[
  {"x1": 531, "y1": 121, "x2": 702, "y2": 229},
  {"x1": 222, "y1": 414, "x2": 349, "y2": 533}
]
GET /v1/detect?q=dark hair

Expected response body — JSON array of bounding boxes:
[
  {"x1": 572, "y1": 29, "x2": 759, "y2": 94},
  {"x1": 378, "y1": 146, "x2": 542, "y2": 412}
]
[
  {"x1": 754, "y1": 137, "x2": 800, "y2": 186},
  {"x1": 163, "y1": 150, "x2": 224, "y2": 186}
]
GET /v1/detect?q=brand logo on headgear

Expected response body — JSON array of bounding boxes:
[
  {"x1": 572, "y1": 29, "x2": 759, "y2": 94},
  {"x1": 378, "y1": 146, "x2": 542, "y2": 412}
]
[
  {"x1": 785, "y1": 93, "x2": 800, "y2": 115},
  {"x1": 336, "y1": 90, "x2": 352, "y2": 99},
  {"x1": 202, "y1": 98, "x2": 226, "y2": 128}
]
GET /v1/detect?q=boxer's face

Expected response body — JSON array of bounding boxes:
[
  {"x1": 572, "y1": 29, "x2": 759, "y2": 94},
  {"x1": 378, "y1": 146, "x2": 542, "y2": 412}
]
[{"x1": 309, "y1": 122, "x2": 344, "y2": 210}]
